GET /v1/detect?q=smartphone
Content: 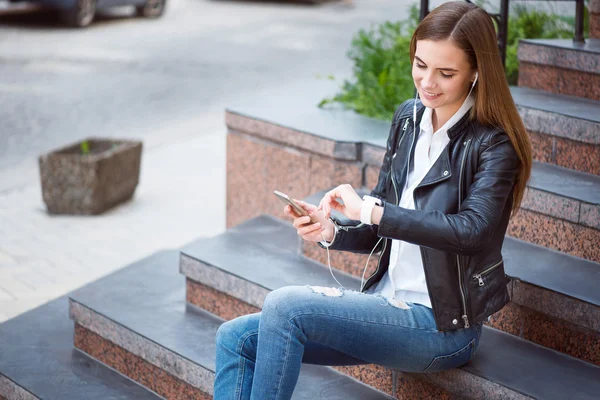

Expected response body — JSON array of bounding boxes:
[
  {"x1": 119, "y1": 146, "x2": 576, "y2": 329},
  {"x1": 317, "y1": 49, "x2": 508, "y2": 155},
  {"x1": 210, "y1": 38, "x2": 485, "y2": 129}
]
[{"x1": 273, "y1": 190, "x2": 318, "y2": 223}]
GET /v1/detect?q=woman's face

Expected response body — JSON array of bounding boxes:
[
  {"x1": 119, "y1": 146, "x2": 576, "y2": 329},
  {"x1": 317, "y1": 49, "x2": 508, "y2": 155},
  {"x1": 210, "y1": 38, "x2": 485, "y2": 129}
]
[{"x1": 412, "y1": 39, "x2": 476, "y2": 112}]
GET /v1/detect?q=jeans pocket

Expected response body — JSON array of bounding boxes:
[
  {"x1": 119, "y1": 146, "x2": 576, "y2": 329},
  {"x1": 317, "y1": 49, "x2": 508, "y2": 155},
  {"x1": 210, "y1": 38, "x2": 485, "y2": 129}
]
[{"x1": 422, "y1": 339, "x2": 476, "y2": 373}]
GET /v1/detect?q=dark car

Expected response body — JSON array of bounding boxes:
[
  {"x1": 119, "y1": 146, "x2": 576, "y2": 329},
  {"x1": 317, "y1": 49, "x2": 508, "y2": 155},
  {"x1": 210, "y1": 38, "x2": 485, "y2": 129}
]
[{"x1": 8, "y1": 0, "x2": 166, "y2": 27}]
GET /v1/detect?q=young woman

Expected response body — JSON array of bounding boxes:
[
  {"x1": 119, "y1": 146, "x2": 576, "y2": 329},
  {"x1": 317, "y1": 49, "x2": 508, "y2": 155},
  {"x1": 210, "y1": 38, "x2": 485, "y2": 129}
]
[{"x1": 214, "y1": 2, "x2": 532, "y2": 398}]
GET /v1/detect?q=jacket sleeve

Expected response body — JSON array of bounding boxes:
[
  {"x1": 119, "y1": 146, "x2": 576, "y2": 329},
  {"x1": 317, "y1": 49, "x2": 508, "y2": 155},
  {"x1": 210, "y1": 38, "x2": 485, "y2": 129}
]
[
  {"x1": 320, "y1": 101, "x2": 410, "y2": 254},
  {"x1": 376, "y1": 132, "x2": 520, "y2": 256}
]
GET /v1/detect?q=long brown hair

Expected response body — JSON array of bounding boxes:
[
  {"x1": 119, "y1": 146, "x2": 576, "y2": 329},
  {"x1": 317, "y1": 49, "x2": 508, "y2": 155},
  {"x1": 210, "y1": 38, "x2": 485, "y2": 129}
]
[{"x1": 409, "y1": 1, "x2": 532, "y2": 215}]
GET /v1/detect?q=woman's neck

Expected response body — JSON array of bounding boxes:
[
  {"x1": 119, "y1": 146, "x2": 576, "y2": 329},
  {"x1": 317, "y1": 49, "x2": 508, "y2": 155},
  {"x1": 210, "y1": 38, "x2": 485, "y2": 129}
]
[{"x1": 431, "y1": 94, "x2": 468, "y2": 133}]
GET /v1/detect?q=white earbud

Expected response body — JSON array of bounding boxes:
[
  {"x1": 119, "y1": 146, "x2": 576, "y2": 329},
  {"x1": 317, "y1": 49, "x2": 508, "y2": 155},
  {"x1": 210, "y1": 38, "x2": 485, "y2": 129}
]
[{"x1": 471, "y1": 71, "x2": 478, "y2": 88}]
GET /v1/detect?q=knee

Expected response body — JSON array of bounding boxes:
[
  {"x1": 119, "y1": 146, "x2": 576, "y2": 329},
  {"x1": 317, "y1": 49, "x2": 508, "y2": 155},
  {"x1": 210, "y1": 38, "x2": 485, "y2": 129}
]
[
  {"x1": 262, "y1": 286, "x2": 309, "y2": 320},
  {"x1": 216, "y1": 315, "x2": 256, "y2": 351},
  {"x1": 215, "y1": 319, "x2": 239, "y2": 350}
]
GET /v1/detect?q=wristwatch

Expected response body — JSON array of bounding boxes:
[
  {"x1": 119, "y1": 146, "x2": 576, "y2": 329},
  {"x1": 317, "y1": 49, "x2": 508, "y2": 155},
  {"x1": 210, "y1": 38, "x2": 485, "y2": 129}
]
[{"x1": 361, "y1": 195, "x2": 382, "y2": 225}]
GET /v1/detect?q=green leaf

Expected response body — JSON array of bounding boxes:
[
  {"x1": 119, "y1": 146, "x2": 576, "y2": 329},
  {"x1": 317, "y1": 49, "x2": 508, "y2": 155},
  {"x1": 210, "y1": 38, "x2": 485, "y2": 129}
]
[
  {"x1": 318, "y1": 2, "x2": 588, "y2": 119},
  {"x1": 80, "y1": 140, "x2": 90, "y2": 155}
]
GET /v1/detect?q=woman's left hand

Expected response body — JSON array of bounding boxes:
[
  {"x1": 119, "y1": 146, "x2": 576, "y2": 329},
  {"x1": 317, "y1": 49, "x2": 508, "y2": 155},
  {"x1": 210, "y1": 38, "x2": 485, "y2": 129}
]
[{"x1": 318, "y1": 184, "x2": 363, "y2": 221}]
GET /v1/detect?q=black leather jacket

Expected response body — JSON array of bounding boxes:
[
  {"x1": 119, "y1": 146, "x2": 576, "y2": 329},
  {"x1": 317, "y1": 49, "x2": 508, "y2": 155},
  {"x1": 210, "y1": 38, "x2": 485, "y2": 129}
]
[{"x1": 328, "y1": 99, "x2": 520, "y2": 331}]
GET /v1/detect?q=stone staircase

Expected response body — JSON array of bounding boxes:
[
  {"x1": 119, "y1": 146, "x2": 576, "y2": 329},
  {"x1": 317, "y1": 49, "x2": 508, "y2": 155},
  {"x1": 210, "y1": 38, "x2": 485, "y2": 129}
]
[{"x1": 2, "y1": 5, "x2": 600, "y2": 400}]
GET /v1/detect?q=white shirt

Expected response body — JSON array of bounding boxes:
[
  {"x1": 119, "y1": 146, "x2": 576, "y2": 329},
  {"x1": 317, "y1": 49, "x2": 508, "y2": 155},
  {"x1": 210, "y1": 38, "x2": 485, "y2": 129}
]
[{"x1": 370, "y1": 95, "x2": 475, "y2": 308}]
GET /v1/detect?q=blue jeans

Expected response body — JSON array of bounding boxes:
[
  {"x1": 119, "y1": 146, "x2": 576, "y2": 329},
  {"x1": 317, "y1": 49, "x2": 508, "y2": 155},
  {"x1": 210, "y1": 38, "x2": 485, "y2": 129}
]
[{"x1": 214, "y1": 285, "x2": 482, "y2": 400}]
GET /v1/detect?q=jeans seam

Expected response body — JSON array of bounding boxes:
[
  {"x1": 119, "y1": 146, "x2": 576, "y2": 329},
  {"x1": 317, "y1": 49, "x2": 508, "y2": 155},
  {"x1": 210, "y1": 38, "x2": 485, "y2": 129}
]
[
  {"x1": 234, "y1": 331, "x2": 257, "y2": 400},
  {"x1": 273, "y1": 322, "x2": 295, "y2": 399},
  {"x1": 288, "y1": 311, "x2": 438, "y2": 332}
]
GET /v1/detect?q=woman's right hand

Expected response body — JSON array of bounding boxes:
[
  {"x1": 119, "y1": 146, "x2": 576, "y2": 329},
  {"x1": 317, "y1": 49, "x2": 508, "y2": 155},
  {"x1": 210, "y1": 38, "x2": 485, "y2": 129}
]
[{"x1": 284, "y1": 199, "x2": 335, "y2": 243}]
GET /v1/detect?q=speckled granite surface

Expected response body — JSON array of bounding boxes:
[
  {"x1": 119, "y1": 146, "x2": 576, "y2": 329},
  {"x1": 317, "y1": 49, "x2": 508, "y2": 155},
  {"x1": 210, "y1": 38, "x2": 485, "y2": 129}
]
[
  {"x1": 396, "y1": 372, "x2": 462, "y2": 399},
  {"x1": 518, "y1": 39, "x2": 600, "y2": 74},
  {"x1": 186, "y1": 278, "x2": 260, "y2": 320},
  {"x1": 523, "y1": 162, "x2": 600, "y2": 225},
  {"x1": 591, "y1": 0, "x2": 600, "y2": 38},
  {"x1": 529, "y1": 131, "x2": 600, "y2": 175},
  {"x1": 592, "y1": 14, "x2": 600, "y2": 39},
  {"x1": 302, "y1": 240, "x2": 379, "y2": 280},
  {"x1": 74, "y1": 324, "x2": 211, "y2": 400},
  {"x1": 508, "y1": 208, "x2": 600, "y2": 262},
  {"x1": 180, "y1": 215, "x2": 600, "y2": 399},
  {"x1": 512, "y1": 87, "x2": 600, "y2": 145},
  {"x1": 519, "y1": 62, "x2": 600, "y2": 101},
  {"x1": 0, "y1": 295, "x2": 162, "y2": 400},
  {"x1": 488, "y1": 302, "x2": 600, "y2": 366},
  {"x1": 0, "y1": 376, "x2": 38, "y2": 400},
  {"x1": 226, "y1": 131, "x2": 363, "y2": 228},
  {"x1": 333, "y1": 365, "x2": 394, "y2": 396},
  {"x1": 70, "y1": 249, "x2": 395, "y2": 400},
  {"x1": 502, "y1": 237, "x2": 599, "y2": 310}
]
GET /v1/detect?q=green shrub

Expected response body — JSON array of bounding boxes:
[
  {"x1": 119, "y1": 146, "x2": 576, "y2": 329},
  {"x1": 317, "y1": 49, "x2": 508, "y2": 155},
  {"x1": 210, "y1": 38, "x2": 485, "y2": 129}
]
[
  {"x1": 318, "y1": 5, "x2": 420, "y2": 121},
  {"x1": 504, "y1": 4, "x2": 582, "y2": 84},
  {"x1": 320, "y1": 2, "x2": 588, "y2": 121}
]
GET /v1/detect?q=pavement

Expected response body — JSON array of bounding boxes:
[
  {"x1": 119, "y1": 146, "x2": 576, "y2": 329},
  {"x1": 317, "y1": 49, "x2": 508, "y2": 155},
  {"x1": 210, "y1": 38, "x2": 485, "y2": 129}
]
[
  {"x1": 0, "y1": 0, "x2": 578, "y2": 324},
  {"x1": 0, "y1": 0, "x2": 408, "y2": 324},
  {"x1": 0, "y1": 120, "x2": 226, "y2": 322}
]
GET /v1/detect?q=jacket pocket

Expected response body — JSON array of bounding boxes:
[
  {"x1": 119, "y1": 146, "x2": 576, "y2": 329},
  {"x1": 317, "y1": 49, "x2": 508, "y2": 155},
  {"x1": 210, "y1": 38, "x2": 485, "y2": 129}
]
[
  {"x1": 472, "y1": 259, "x2": 503, "y2": 287},
  {"x1": 469, "y1": 258, "x2": 509, "y2": 320},
  {"x1": 422, "y1": 339, "x2": 476, "y2": 373}
]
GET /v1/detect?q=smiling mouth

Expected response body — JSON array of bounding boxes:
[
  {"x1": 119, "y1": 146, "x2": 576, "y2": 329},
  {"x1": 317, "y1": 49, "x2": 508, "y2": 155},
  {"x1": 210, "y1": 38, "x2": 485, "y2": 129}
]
[{"x1": 422, "y1": 89, "x2": 442, "y2": 97}]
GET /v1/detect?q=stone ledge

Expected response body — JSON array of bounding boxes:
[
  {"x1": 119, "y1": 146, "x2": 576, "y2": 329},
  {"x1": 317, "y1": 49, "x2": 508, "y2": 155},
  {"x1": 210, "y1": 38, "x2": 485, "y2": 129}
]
[
  {"x1": 69, "y1": 248, "x2": 394, "y2": 400},
  {"x1": 0, "y1": 375, "x2": 38, "y2": 400},
  {"x1": 508, "y1": 208, "x2": 600, "y2": 262},
  {"x1": 511, "y1": 86, "x2": 600, "y2": 145},
  {"x1": 0, "y1": 294, "x2": 163, "y2": 400},
  {"x1": 74, "y1": 324, "x2": 211, "y2": 400},
  {"x1": 180, "y1": 216, "x2": 600, "y2": 399},
  {"x1": 69, "y1": 300, "x2": 215, "y2": 394},
  {"x1": 518, "y1": 62, "x2": 600, "y2": 101},
  {"x1": 489, "y1": 301, "x2": 600, "y2": 366},
  {"x1": 518, "y1": 39, "x2": 600, "y2": 74}
]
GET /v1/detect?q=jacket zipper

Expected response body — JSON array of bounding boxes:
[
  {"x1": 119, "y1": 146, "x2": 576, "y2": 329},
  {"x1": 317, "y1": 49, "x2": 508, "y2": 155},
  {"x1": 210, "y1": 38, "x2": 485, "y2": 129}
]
[
  {"x1": 362, "y1": 116, "x2": 410, "y2": 290},
  {"x1": 383, "y1": 118, "x2": 416, "y2": 291},
  {"x1": 472, "y1": 259, "x2": 503, "y2": 286},
  {"x1": 457, "y1": 138, "x2": 472, "y2": 328}
]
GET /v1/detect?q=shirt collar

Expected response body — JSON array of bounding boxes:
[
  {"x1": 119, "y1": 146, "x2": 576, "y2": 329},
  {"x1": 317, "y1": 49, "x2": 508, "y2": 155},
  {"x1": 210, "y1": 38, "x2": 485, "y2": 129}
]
[{"x1": 419, "y1": 94, "x2": 475, "y2": 136}]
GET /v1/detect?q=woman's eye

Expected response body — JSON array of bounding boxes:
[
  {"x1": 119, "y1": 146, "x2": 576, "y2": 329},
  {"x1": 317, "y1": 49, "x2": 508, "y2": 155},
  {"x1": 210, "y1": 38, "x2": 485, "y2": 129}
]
[
  {"x1": 441, "y1": 72, "x2": 454, "y2": 78},
  {"x1": 416, "y1": 64, "x2": 426, "y2": 68}
]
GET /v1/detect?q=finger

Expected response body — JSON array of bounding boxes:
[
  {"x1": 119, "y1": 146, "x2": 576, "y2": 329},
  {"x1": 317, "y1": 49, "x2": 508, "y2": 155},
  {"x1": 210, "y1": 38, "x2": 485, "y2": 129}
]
[
  {"x1": 305, "y1": 225, "x2": 327, "y2": 240},
  {"x1": 299, "y1": 222, "x2": 322, "y2": 236},
  {"x1": 330, "y1": 200, "x2": 344, "y2": 213},
  {"x1": 293, "y1": 216, "x2": 312, "y2": 229}
]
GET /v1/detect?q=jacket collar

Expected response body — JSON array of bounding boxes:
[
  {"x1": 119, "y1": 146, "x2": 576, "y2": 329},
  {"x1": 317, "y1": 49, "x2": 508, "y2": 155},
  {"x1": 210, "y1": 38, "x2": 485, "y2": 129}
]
[{"x1": 398, "y1": 98, "x2": 476, "y2": 141}]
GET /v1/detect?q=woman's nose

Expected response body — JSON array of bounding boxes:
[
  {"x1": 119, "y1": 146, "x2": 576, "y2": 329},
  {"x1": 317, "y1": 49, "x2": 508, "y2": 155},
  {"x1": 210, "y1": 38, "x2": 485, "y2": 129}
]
[{"x1": 421, "y1": 72, "x2": 437, "y2": 89}]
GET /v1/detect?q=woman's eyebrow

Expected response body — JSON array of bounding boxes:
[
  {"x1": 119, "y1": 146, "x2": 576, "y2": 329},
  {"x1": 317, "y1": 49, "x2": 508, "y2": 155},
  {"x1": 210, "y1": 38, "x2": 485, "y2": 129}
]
[{"x1": 414, "y1": 56, "x2": 459, "y2": 72}]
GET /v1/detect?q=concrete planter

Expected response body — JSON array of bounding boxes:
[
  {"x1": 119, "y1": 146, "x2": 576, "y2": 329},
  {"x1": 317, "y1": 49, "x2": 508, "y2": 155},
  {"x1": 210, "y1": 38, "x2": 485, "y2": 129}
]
[{"x1": 38, "y1": 138, "x2": 143, "y2": 215}]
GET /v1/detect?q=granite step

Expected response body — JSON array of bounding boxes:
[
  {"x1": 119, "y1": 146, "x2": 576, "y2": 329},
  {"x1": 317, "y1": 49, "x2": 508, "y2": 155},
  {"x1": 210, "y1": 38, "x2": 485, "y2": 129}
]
[
  {"x1": 592, "y1": 0, "x2": 600, "y2": 39},
  {"x1": 507, "y1": 162, "x2": 600, "y2": 263},
  {"x1": 517, "y1": 38, "x2": 600, "y2": 101},
  {"x1": 510, "y1": 86, "x2": 600, "y2": 176},
  {"x1": 68, "y1": 250, "x2": 395, "y2": 400},
  {"x1": 180, "y1": 215, "x2": 600, "y2": 399},
  {"x1": 0, "y1": 297, "x2": 162, "y2": 400},
  {"x1": 225, "y1": 79, "x2": 598, "y2": 232}
]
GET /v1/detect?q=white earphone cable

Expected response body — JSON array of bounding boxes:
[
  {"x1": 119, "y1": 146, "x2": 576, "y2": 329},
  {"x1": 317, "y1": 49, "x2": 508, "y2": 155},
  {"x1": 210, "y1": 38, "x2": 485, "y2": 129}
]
[{"x1": 320, "y1": 231, "x2": 383, "y2": 292}]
